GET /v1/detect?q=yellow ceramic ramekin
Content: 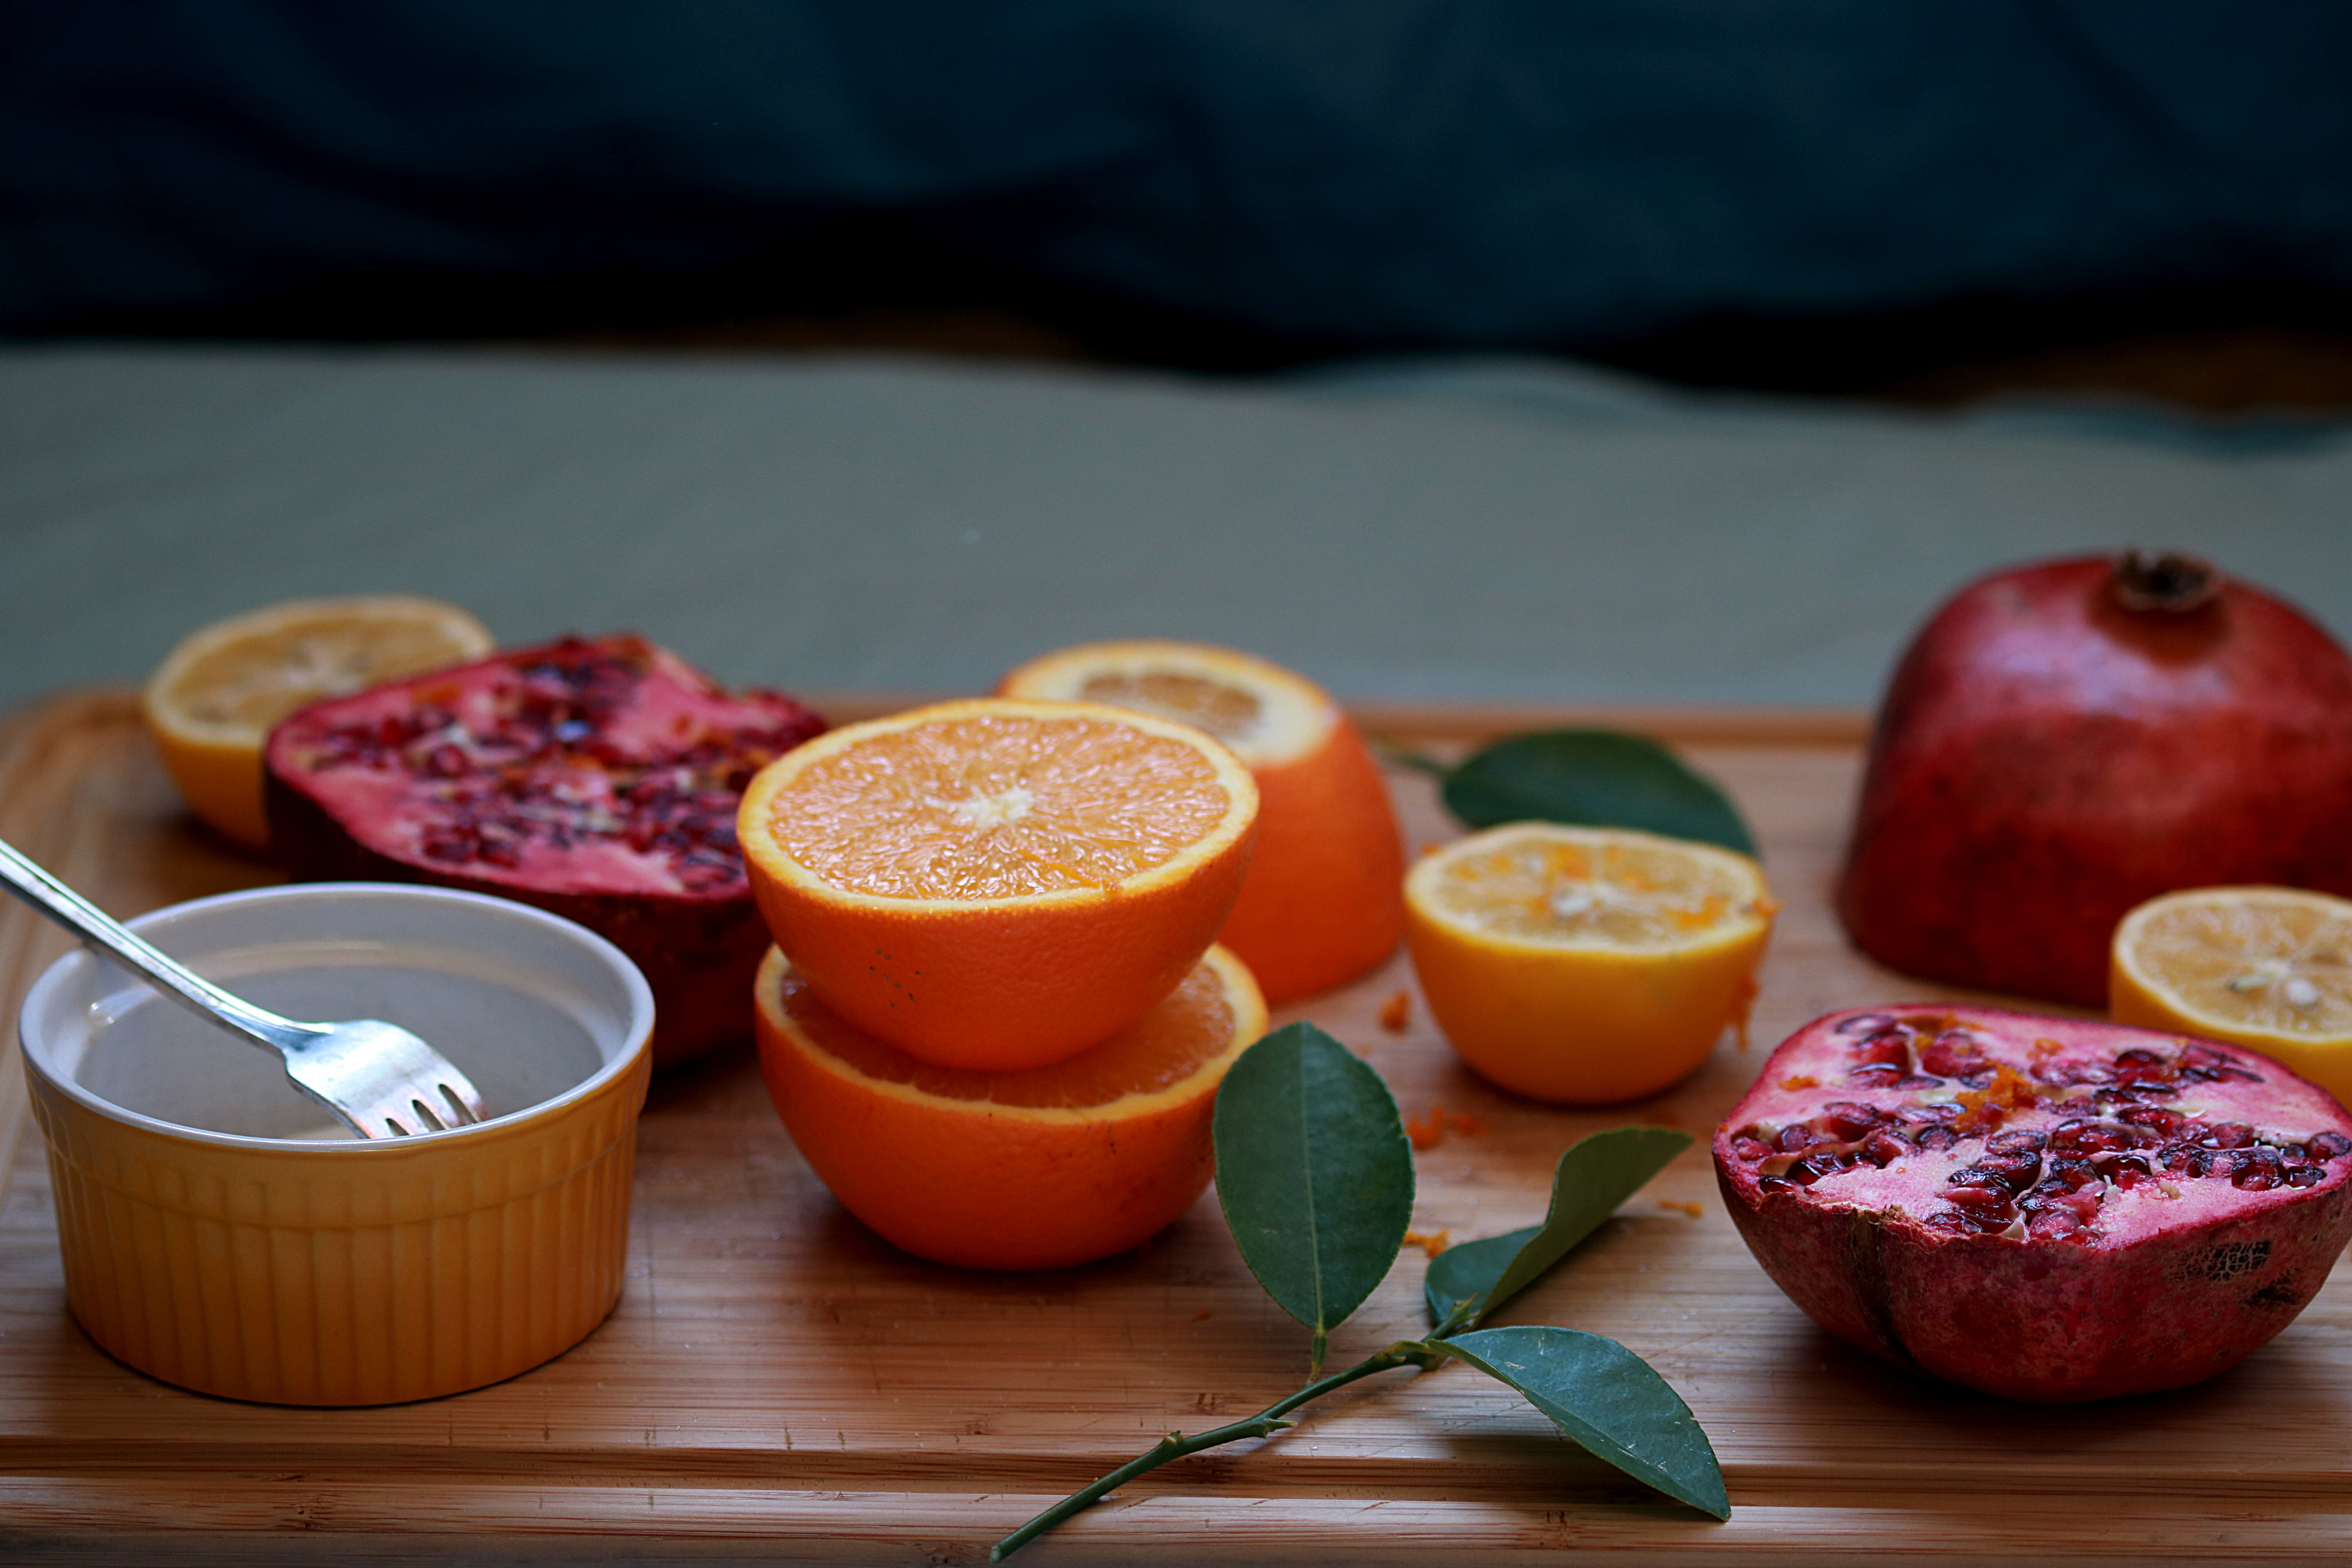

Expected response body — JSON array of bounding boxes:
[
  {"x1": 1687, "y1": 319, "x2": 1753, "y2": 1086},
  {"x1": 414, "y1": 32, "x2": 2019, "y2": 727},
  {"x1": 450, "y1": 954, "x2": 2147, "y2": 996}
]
[{"x1": 19, "y1": 883, "x2": 654, "y2": 1405}]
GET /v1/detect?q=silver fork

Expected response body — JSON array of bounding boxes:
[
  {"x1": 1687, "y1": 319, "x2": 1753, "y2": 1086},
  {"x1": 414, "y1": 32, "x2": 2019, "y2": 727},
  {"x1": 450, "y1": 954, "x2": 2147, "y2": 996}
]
[{"x1": 0, "y1": 837, "x2": 488, "y2": 1139}]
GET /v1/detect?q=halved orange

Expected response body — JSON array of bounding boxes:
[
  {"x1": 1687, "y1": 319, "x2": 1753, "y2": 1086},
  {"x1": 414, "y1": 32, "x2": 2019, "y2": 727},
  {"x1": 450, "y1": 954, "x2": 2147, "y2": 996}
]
[
  {"x1": 755, "y1": 943, "x2": 1267, "y2": 1269},
  {"x1": 2111, "y1": 886, "x2": 2352, "y2": 1106},
  {"x1": 143, "y1": 596, "x2": 494, "y2": 848},
  {"x1": 997, "y1": 641, "x2": 1404, "y2": 1002},
  {"x1": 738, "y1": 698, "x2": 1259, "y2": 1069},
  {"x1": 1405, "y1": 823, "x2": 1775, "y2": 1102}
]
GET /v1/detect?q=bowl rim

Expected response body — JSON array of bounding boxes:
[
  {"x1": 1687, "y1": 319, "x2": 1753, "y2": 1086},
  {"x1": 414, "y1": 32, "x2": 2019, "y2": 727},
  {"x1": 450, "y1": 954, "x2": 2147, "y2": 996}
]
[{"x1": 18, "y1": 881, "x2": 656, "y2": 1152}]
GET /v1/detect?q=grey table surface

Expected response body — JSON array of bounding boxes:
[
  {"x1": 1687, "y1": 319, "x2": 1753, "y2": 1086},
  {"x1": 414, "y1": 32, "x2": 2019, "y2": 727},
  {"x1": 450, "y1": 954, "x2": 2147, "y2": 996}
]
[{"x1": 2, "y1": 342, "x2": 2347, "y2": 718}]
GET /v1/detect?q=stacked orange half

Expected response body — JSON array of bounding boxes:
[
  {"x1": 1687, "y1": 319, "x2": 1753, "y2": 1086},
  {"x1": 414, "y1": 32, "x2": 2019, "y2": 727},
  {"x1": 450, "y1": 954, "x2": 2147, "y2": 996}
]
[{"x1": 755, "y1": 944, "x2": 1265, "y2": 1269}]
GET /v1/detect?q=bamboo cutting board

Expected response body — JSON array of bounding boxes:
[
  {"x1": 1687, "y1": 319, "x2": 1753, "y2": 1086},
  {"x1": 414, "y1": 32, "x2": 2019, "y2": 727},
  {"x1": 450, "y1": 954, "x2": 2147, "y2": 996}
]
[{"x1": 1, "y1": 692, "x2": 2348, "y2": 1566}]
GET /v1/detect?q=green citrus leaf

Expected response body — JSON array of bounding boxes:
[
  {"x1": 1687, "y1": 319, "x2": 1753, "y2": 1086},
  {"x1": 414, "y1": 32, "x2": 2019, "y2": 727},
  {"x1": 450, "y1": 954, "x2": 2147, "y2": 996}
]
[
  {"x1": 1214, "y1": 1023, "x2": 1414, "y2": 1356},
  {"x1": 1434, "y1": 1326, "x2": 1730, "y2": 1520},
  {"x1": 1441, "y1": 730, "x2": 1755, "y2": 855},
  {"x1": 1421, "y1": 1226, "x2": 1537, "y2": 1334},
  {"x1": 1424, "y1": 1127, "x2": 1691, "y2": 1331}
]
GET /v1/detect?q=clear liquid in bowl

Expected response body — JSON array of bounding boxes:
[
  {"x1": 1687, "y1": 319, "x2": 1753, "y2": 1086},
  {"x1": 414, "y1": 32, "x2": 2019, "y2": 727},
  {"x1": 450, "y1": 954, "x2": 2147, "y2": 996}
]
[{"x1": 72, "y1": 942, "x2": 610, "y2": 1140}]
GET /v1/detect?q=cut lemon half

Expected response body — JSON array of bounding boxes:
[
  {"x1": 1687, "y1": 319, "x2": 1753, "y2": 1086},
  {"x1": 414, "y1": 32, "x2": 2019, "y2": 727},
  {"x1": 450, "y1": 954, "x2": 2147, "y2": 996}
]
[
  {"x1": 754, "y1": 943, "x2": 1266, "y2": 1269},
  {"x1": 1405, "y1": 822, "x2": 1775, "y2": 1103},
  {"x1": 739, "y1": 697, "x2": 1259, "y2": 1070},
  {"x1": 143, "y1": 595, "x2": 494, "y2": 848},
  {"x1": 998, "y1": 640, "x2": 1404, "y2": 1002},
  {"x1": 2111, "y1": 886, "x2": 2352, "y2": 1106}
]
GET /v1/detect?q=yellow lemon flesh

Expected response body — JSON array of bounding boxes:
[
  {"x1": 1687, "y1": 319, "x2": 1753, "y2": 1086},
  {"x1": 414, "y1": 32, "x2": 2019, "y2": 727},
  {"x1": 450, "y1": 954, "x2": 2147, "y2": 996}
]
[
  {"x1": 1405, "y1": 822, "x2": 1775, "y2": 1103},
  {"x1": 2111, "y1": 885, "x2": 2352, "y2": 1108},
  {"x1": 143, "y1": 596, "x2": 494, "y2": 848}
]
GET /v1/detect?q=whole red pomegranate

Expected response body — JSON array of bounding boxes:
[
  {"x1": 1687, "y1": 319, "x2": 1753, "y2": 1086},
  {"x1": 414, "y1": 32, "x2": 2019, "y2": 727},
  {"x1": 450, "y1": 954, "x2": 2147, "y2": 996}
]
[
  {"x1": 1838, "y1": 552, "x2": 2352, "y2": 1004},
  {"x1": 266, "y1": 635, "x2": 825, "y2": 1065},
  {"x1": 1715, "y1": 1005, "x2": 2352, "y2": 1402}
]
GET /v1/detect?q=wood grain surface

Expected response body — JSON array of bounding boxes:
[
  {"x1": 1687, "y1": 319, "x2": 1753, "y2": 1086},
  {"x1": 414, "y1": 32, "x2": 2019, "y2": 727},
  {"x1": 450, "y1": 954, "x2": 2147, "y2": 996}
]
[{"x1": 1, "y1": 692, "x2": 2347, "y2": 1566}]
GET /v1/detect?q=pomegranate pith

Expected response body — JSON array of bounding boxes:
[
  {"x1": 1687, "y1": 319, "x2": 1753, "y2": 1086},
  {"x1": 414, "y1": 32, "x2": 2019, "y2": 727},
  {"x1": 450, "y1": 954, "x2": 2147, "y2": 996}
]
[
  {"x1": 265, "y1": 634, "x2": 825, "y2": 1065},
  {"x1": 1715, "y1": 1006, "x2": 2352, "y2": 1402}
]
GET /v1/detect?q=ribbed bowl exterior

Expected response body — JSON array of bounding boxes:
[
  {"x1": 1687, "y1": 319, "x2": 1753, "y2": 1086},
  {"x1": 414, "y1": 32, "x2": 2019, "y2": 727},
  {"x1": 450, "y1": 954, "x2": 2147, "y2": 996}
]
[{"x1": 29, "y1": 1051, "x2": 648, "y2": 1406}]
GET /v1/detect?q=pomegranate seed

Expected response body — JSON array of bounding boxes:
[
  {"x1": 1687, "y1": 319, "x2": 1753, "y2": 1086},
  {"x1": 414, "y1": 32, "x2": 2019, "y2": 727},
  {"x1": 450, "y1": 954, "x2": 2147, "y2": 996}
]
[
  {"x1": 1852, "y1": 1036, "x2": 1910, "y2": 1068},
  {"x1": 1945, "y1": 1184, "x2": 2010, "y2": 1208},
  {"x1": 1818, "y1": 1102, "x2": 1885, "y2": 1139},
  {"x1": 1862, "y1": 1129, "x2": 1912, "y2": 1167},
  {"x1": 1921, "y1": 1034, "x2": 1989, "y2": 1077}
]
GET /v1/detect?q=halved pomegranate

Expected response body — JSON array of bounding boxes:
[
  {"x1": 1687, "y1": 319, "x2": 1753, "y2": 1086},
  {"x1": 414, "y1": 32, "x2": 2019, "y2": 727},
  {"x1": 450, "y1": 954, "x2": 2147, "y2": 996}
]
[
  {"x1": 1715, "y1": 1006, "x2": 2352, "y2": 1402},
  {"x1": 265, "y1": 635, "x2": 825, "y2": 1065}
]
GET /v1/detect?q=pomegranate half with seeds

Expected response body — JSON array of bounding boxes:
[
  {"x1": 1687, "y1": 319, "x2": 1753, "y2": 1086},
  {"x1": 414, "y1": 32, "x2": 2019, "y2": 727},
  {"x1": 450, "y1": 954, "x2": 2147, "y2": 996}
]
[
  {"x1": 266, "y1": 635, "x2": 825, "y2": 1065},
  {"x1": 1715, "y1": 1006, "x2": 2352, "y2": 1402}
]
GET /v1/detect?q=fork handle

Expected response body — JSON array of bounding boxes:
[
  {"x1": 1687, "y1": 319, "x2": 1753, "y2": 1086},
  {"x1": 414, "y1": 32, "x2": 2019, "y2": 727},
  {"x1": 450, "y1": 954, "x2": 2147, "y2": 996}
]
[{"x1": 0, "y1": 835, "x2": 322, "y2": 1059}]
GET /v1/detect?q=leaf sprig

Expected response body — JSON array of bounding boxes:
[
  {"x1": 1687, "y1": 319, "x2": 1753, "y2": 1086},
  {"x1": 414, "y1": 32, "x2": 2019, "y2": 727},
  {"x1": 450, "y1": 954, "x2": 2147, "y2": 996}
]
[{"x1": 991, "y1": 1023, "x2": 1726, "y2": 1559}]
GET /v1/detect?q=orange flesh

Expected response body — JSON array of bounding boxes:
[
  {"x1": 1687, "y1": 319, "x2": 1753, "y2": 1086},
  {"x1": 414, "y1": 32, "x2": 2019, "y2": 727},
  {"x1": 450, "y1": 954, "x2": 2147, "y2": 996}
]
[
  {"x1": 1428, "y1": 837, "x2": 1759, "y2": 947},
  {"x1": 765, "y1": 713, "x2": 1232, "y2": 900},
  {"x1": 1076, "y1": 671, "x2": 1263, "y2": 742},
  {"x1": 774, "y1": 960, "x2": 1239, "y2": 1108}
]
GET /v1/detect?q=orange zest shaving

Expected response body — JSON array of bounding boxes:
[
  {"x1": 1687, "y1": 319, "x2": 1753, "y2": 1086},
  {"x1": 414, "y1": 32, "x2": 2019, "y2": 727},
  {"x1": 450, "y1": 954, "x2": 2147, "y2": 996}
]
[
  {"x1": 1377, "y1": 990, "x2": 1413, "y2": 1033},
  {"x1": 1402, "y1": 1229, "x2": 1451, "y2": 1258},
  {"x1": 1656, "y1": 1199, "x2": 1703, "y2": 1218},
  {"x1": 1406, "y1": 1104, "x2": 1489, "y2": 1150},
  {"x1": 1953, "y1": 1063, "x2": 2041, "y2": 1135},
  {"x1": 1733, "y1": 974, "x2": 1762, "y2": 1051}
]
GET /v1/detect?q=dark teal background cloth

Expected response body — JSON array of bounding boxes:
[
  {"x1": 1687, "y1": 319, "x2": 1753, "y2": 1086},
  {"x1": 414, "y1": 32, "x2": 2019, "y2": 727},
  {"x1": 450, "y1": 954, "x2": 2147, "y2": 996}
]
[{"x1": 4, "y1": 4, "x2": 2349, "y2": 342}]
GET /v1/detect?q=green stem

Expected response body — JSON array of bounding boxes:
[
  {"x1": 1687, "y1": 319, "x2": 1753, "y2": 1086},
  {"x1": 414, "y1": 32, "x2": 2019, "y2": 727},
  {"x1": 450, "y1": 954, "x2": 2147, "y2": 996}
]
[{"x1": 990, "y1": 1344, "x2": 1426, "y2": 1561}]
